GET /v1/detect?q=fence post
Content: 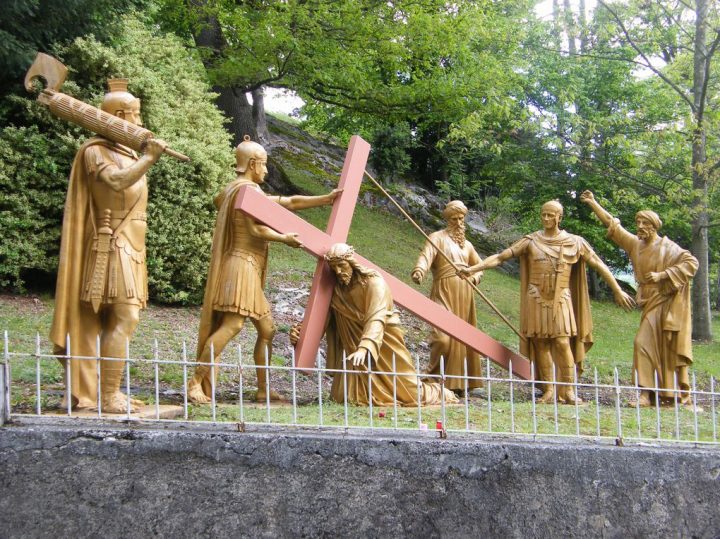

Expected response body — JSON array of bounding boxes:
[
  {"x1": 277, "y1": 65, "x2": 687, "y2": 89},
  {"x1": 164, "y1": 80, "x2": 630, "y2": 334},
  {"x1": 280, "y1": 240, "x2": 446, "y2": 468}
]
[
  {"x1": 1, "y1": 331, "x2": 8, "y2": 425},
  {"x1": 0, "y1": 362, "x2": 7, "y2": 426}
]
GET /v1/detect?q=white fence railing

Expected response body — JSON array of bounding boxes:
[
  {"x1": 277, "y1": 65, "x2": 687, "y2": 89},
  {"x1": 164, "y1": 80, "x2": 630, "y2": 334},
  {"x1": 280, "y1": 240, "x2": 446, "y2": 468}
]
[{"x1": 1, "y1": 331, "x2": 718, "y2": 445}]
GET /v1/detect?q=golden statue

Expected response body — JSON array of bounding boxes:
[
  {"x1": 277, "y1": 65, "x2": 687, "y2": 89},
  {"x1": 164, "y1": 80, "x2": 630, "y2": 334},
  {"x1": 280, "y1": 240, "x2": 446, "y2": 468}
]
[
  {"x1": 412, "y1": 201, "x2": 484, "y2": 395},
  {"x1": 293, "y1": 243, "x2": 458, "y2": 406},
  {"x1": 188, "y1": 137, "x2": 340, "y2": 403},
  {"x1": 580, "y1": 191, "x2": 698, "y2": 406},
  {"x1": 50, "y1": 79, "x2": 168, "y2": 412},
  {"x1": 460, "y1": 200, "x2": 635, "y2": 404}
]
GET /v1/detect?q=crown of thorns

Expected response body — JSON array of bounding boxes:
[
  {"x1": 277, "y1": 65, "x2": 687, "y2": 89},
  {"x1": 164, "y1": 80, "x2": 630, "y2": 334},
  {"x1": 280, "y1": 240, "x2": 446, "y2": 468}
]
[{"x1": 324, "y1": 244, "x2": 355, "y2": 262}]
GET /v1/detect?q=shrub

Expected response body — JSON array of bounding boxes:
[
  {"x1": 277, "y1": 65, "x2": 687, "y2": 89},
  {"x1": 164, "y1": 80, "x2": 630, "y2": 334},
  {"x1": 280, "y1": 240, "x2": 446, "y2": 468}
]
[{"x1": 0, "y1": 14, "x2": 233, "y2": 303}]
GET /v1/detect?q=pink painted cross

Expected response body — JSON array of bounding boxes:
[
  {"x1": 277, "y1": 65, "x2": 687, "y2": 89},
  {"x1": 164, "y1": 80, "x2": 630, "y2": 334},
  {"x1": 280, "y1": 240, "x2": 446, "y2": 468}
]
[{"x1": 236, "y1": 135, "x2": 531, "y2": 379}]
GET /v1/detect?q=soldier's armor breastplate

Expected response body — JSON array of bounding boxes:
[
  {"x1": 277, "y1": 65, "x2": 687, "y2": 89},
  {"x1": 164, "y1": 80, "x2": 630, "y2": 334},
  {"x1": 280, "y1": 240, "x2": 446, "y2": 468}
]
[
  {"x1": 81, "y1": 145, "x2": 148, "y2": 308},
  {"x1": 88, "y1": 151, "x2": 147, "y2": 251},
  {"x1": 528, "y1": 247, "x2": 572, "y2": 300},
  {"x1": 231, "y1": 211, "x2": 268, "y2": 258}
]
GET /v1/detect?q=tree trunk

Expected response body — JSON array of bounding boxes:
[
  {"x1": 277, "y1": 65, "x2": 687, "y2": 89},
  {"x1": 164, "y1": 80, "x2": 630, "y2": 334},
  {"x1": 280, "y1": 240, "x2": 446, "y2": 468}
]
[
  {"x1": 251, "y1": 88, "x2": 269, "y2": 145},
  {"x1": 716, "y1": 258, "x2": 720, "y2": 311},
  {"x1": 191, "y1": 6, "x2": 263, "y2": 147},
  {"x1": 690, "y1": 0, "x2": 712, "y2": 341}
]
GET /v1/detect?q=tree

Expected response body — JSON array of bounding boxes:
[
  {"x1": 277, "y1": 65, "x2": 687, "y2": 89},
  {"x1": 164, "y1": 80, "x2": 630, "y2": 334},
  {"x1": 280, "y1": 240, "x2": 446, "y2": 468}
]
[
  {"x1": 0, "y1": 0, "x2": 143, "y2": 118},
  {"x1": 595, "y1": 0, "x2": 720, "y2": 341},
  {"x1": 159, "y1": 0, "x2": 529, "y2": 182}
]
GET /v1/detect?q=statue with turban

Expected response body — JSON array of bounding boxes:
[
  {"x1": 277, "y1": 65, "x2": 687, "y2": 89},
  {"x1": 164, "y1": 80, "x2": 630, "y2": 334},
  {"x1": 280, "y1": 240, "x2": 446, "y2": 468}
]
[{"x1": 581, "y1": 191, "x2": 698, "y2": 406}]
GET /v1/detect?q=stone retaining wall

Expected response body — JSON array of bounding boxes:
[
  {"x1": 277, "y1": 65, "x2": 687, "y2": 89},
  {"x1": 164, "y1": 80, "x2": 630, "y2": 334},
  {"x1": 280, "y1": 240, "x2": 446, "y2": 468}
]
[{"x1": 1, "y1": 419, "x2": 718, "y2": 538}]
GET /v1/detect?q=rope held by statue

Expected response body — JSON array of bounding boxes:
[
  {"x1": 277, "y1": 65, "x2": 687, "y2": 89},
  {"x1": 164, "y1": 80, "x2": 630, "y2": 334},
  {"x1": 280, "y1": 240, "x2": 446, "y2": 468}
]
[
  {"x1": 24, "y1": 53, "x2": 190, "y2": 162},
  {"x1": 363, "y1": 169, "x2": 525, "y2": 341}
]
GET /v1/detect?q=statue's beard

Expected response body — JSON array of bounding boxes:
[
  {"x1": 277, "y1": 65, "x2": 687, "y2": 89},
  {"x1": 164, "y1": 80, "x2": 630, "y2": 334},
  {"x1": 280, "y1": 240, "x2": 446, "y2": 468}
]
[{"x1": 447, "y1": 223, "x2": 466, "y2": 246}]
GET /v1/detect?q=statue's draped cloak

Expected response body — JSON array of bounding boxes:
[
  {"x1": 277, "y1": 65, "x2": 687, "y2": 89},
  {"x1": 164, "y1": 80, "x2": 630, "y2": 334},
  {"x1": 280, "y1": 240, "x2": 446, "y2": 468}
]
[
  {"x1": 608, "y1": 220, "x2": 698, "y2": 395},
  {"x1": 325, "y1": 271, "x2": 456, "y2": 406},
  {"x1": 515, "y1": 231, "x2": 594, "y2": 374},
  {"x1": 50, "y1": 138, "x2": 115, "y2": 407},
  {"x1": 413, "y1": 230, "x2": 483, "y2": 389}
]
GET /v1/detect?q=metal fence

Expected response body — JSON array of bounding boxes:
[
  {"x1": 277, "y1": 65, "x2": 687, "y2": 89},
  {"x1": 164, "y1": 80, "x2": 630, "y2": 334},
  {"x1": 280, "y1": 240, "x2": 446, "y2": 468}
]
[{"x1": 2, "y1": 331, "x2": 718, "y2": 445}]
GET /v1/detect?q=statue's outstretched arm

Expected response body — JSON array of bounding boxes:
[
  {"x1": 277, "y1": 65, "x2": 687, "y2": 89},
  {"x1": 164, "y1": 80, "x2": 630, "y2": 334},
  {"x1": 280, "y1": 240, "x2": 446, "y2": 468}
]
[
  {"x1": 579, "y1": 190, "x2": 614, "y2": 228},
  {"x1": 248, "y1": 220, "x2": 303, "y2": 248},
  {"x1": 458, "y1": 248, "x2": 514, "y2": 277},
  {"x1": 276, "y1": 188, "x2": 342, "y2": 211},
  {"x1": 586, "y1": 252, "x2": 636, "y2": 311}
]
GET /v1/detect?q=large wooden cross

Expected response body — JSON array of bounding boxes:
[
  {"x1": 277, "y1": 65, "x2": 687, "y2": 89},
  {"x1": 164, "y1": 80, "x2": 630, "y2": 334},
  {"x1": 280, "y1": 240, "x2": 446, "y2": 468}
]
[{"x1": 236, "y1": 135, "x2": 531, "y2": 379}]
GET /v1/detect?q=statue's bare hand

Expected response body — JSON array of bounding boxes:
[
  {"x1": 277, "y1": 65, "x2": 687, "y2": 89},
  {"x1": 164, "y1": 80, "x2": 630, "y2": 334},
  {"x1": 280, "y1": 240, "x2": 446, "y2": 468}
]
[
  {"x1": 145, "y1": 138, "x2": 167, "y2": 161},
  {"x1": 327, "y1": 188, "x2": 343, "y2": 203},
  {"x1": 614, "y1": 290, "x2": 636, "y2": 311},
  {"x1": 644, "y1": 271, "x2": 665, "y2": 284},
  {"x1": 347, "y1": 349, "x2": 367, "y2": 367},
  {"x1": 411, "y1": 269, "x2": 423, "y2": 284},
  {"x1": 579, "y1": 190, "x2": 595, "y2": 205},
  {"x1": 284, "y1": 233, "x2": 303, "y2": 248},
  {"x1": 457, "y1": 265, "x2": 479, "y2": 278},
  {"x1": 289, "y1": 323, "x2": 301, "y2": 346}
]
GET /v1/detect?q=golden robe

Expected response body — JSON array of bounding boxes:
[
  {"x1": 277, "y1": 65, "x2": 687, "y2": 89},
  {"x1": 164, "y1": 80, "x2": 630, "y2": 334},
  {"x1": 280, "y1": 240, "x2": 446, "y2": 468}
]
[
  {"x1": 512, "y1": 231, "x2": 594, "y2": 374},
  {"x1": 607, "y1": 220, "x2": 698, "y2": 396},
  {"x1": 50, "y1": 138, "x2": 148, "y2": 408},
  {"x1": 413, "y1": 230, "x2": 483, "y2": 389},
  {"x1": 326, "y1": 270, "x2": 458, "y2": 406}
]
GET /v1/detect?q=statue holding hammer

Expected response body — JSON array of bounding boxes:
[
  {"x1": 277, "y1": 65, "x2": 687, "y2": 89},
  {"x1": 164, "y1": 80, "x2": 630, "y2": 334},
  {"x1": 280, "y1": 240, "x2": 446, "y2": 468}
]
[{"x1": 35, "y1": 71, "x2": 170, "y2": 412}]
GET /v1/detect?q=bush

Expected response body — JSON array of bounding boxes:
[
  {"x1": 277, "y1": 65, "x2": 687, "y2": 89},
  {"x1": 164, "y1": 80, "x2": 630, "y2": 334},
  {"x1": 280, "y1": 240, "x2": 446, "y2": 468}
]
[
  {"x1": 0, "y1": 14, "x2": 233, "y2": 303},
  {"x1": 370, "y1": 123, "x2": 412, "y2": 182}
]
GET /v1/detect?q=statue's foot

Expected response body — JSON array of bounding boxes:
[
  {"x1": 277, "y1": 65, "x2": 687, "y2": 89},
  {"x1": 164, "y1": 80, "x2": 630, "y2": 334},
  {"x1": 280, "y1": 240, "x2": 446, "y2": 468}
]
[
  {"x1": 255, "y1": 389, "x2": 282, "y2": 402},
  {"x1": 537, "y1": 390, "x2": 555, "y2": 404},
  {"x1": 559, "y1": 391, "x2": 583, "y2": 405},
  {"x1": 188, "y1": 379, "x2": 211, "y2": 404},
  {"x1": 444, "y1": 389, "x2": 460, "y2": 404},
  {"x1": 101, "y1": 392, "x2": 143, "y2": 414},
  {"x1": 628, "y1": 394, "x2": 652, "y2": 408}
]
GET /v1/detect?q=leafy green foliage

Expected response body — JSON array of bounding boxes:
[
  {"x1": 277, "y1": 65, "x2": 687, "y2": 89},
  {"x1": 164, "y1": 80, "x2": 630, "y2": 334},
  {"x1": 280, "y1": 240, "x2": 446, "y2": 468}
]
[
  {"x1": 370, "y1": 123, "x2": 413, "y2": 183},
  {"x1": 0, "y1": 125, "x2": 74, "y2": 289},
  {"x1": 160, "y1": 0, "x2": 530, "y2": 191},
  {"x1": 0, "y1": 14, "x2": 233, "y2": 302},
  {"x1": 0, "y1": 0, "x2": 144, "y2": 118}
]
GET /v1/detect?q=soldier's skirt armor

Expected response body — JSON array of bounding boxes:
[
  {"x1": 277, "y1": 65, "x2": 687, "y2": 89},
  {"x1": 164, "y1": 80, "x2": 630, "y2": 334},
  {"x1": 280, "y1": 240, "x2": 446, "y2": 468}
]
[{"x1": 211, "y1": 210, "x2": 271, "y2": 319}]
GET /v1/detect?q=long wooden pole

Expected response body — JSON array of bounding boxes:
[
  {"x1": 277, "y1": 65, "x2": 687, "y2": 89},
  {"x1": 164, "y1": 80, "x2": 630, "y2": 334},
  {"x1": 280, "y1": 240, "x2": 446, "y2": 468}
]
[{"x1": 364, "y1": 170, "x2": 525, "y2": 341}]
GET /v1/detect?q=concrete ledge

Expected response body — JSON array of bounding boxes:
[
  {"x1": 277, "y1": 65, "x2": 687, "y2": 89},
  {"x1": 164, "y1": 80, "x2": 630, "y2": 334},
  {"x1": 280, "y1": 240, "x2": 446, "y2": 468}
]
[{"x1": 1, "y1": 419, "x2": 719, "y2": 538}]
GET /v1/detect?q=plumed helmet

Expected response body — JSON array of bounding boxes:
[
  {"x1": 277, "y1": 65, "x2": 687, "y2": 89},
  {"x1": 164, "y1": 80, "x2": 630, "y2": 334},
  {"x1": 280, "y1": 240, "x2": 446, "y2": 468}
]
[
  {"x1": 100, "y1": 78, "x2": 139, "y2": 116},
  {"x1": 235, "y1": 135, "x2": 267, "y2": 173}
]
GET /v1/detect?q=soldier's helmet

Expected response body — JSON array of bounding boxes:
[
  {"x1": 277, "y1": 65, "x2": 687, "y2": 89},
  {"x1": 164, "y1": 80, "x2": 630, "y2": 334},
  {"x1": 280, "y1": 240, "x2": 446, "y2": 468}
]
[
  {"x1": 101, "y1": 78, "x2": 139, "y2": 116},
  {"x1": 235, "y1": 135, "x2": 267, "y2": 173}
]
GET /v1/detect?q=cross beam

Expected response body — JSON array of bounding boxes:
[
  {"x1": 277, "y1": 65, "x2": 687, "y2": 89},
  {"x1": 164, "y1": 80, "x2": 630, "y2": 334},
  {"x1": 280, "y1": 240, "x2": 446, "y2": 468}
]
[{"x1": 236, "y1": 139, "x2": 530, "y2": 379}]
